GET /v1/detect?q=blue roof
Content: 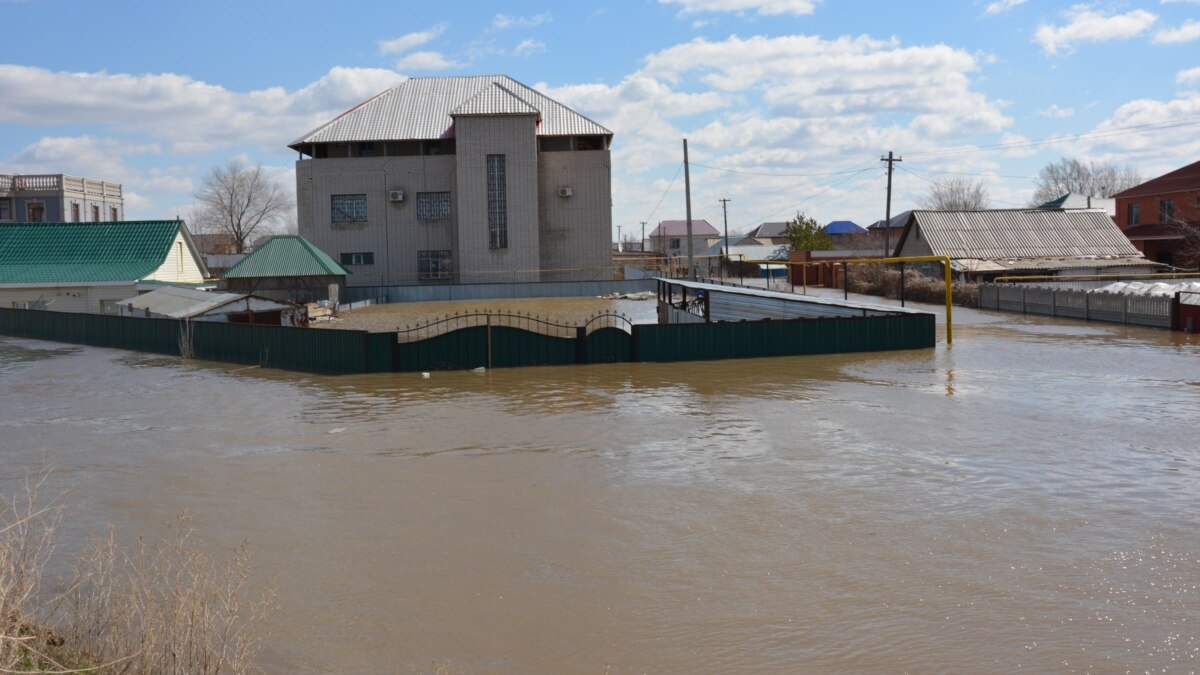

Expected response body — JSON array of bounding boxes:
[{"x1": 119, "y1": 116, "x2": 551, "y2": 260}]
[{"x1": 823, "y1": 220, "x2": 867, "y2": 235}]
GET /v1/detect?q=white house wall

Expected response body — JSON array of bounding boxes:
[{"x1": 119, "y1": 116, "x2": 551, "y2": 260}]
[
  {"x1": 144, "y1": 231, "x2": 206, "y2": 284},
  {"x1": 0, "y1": 284, "x2": 136, "y2": 313}
]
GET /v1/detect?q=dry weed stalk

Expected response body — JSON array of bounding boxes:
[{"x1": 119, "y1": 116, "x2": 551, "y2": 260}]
[{"x1": 2, "y1": 477, "x2": 275, "y2": 674}]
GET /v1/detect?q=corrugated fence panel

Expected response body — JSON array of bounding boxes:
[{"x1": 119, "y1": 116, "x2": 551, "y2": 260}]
[
  {"x1": 634, "y1": 314, "x2": 934, "y2": 363},
  {"x1": 489, "y1": 326, "x2": 576, "y2": 368},
  {"x1": 393, "y1": 326, "x2": 488, "y2": 372},
  {"x1": 346, "y1": 279, "x2": 656, "y2": 304}
]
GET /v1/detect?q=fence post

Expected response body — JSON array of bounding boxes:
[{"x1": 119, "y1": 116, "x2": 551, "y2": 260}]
[
  {"x1": 1085, "y1": 292, "x2": 1090, "y2": 321},
  {"x1": 1123, "y1": 295, "x2": 1128, "y2": 325},
  {"x1": 1021, "y1": 287, "x2": 1026, "y2": 314},
  {"x1": 1051, "y1": 288, "x2": 1057, "y2": 317},
  {"x1": 486, "y1": 314, "x2": 493, "y2": 369}
]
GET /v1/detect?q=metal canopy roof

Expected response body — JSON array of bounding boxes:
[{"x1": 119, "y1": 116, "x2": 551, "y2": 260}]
[
  {"x1": 222, "y1": 236, "x2": 349, "y2": 278},
  {"x1": 658, "y1": 278, "x2": 930, "y2": 316},
  {"x1": 290, "y1": 75, "x2": 611, "y2": 148}
]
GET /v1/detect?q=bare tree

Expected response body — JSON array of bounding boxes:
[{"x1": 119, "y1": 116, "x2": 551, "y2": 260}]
[
  {"x1": 918, "y1": 176, "x2": 990, "y2": 210},
  {"x1": 1031, "y1": 157, "x2": 1142, "y2": 205},
  {"x1": 192, "y1": 159, "x2": 293, "y2": 253}
]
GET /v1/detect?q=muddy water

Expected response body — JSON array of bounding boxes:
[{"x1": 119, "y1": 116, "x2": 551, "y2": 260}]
[{"x1": 2, "y1": 302, "x2": 1199, "y2": 673}]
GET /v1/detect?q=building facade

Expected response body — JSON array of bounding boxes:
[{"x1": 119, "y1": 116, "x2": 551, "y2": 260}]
[
  {"x1": 0, "y1": 174, "x2": 124, "y2": 223},
  {"x1": 1113, "y1": 159, "x2": 1200, "y2": 266},
  {"x1": 290, "y1": 76, "x2": 613, "y2": 287}
]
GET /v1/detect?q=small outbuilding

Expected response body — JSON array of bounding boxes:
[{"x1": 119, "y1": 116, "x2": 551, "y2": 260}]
[
  {"x1": 116, "y1": 285, "x2": 298, "y2": 325},
  {"x1": 221, "y1": 235, "x2": 349, "y2": 303},
  {"x1": 892, "y1": 209, "x2": 1161, "y2": 281}
]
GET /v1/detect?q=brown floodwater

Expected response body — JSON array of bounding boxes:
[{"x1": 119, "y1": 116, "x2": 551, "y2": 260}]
[{"x1": 2, "y1": 298, "x2": 1199, "y2": 673}]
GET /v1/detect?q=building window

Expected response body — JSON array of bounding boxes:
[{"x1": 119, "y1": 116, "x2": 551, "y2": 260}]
[
  {"x1": 71, "y1": 203, "x2": 80, "y2": 222},
  {"x1": 1160, "y1": 199, "x2": 1174, "y2": 223},
  {"x1": 1127, "y1": 203, "x2": 1140, "y2": 226},
  {"x1": 487, "y1": 154, "x2": 507, "y2": 249},
  {"x1": 0, "y1": 200, "x2": 10, "y2": 221},
  {"x1": 91, "y1": 204, "x2": 100, "y2": 222},
  {"x1": 331, "y1": 194, "x2": 367, "y2": 223},
  {"x1": 339, "y1": 252, "x2": 374, "y2": 265},
  {"x1": 111, "y1": 206, "x2": 119, "y2": 221},
  {"x1": 669, "y1": 237, "x2": 681, "y2": 249},
  {"x1": 418, "y1": 250, "x2": 452, "y2": 280},
  {"x1": 359, "y1": 142, "x2": 375, "y2": 158},
  {"x1": 26, "y1": 201, "x2": 45, "y2": 222},
  {"x1": 416, "y1": 192, "x2": 451, "y2": 221}
]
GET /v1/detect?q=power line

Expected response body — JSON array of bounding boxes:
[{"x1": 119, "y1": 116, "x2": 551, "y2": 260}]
[
  {"x1": 737, "y1": 166, "x2": 879, "y2": 230},
  {"x1": 690, "y1": 162, "x2": 881, "y2": 178},
  {"x1": 904, "y1": 115, "x2": 1200, "y2": 158},
  {"x1": 644, "y1": 162, "x2": 684, "y2": 226}
]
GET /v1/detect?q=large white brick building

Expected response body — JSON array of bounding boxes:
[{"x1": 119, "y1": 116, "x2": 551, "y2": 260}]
[{"x1": 290, "y1": 75, "x2": 613, "y2": 287}]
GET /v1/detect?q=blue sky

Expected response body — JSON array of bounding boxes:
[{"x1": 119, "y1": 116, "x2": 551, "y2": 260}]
[{"x1": 2, "y1": 0, "x2": 1197, "y2": 238}]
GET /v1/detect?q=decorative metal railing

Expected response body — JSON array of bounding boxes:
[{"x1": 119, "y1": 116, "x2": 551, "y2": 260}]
[{"x1": 396, "y1": 311, "x2": 632, "y2": 343}]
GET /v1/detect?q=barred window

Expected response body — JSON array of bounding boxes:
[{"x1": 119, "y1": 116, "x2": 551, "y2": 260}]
[
  {"x1": 331, "y1": 194, "x2": 367, "y2": 223},
  {"x1": 339, "y1": 252, "x2": 374, "y2": 265},
  {"x1": 418, "y1": 250, "x2": 452, "y2": 280},
  {"x1": 487, "y1": 154, "x2": 507, "y2": 249},
  {"x1": 416, "y1": 192, "x2": 451, "y2": 221}
]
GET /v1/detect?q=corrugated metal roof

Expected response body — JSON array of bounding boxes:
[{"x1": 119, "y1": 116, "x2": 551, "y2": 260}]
[
  {"x1": 222, "y1": 236, "x2": 349, "y2": 278},
  {"x1": 1037, "y1": 193, "x2": 1116, "y2": 216},
  {"x1": 0, "y1": 220, "x2": 186, "y2": 284},
  {"x1": 649, "y1": 220, "x2": 720, "y2": 237},
  {"x1": 749, "y1": 221, "x2": 789, "y2": 238},
  {"x1": 290, "y1": 75, "x2": 611, "y2": 147},
  {"x1": 660, "y1": 278, "x2": 929, "y2": 316},
  {"x1": 117, "y1": 286, "x2": 244, "y2": 318},
  {"x1": 451, "y1": 82, "x2": 540, "y2": 117},
  {"x1": 824, "y1": 220, "x2": 867, "y2": 235},
  {"x1": 899, "y1": 209, "x2": 1141, "y2": 260}
]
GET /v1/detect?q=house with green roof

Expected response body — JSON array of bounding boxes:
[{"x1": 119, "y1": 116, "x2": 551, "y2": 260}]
[
  {"x1": 221, "y1": 235, "x2": 348, "y2": 303},
  {"x1": 0, "y1": 220, "x2": 208, "y2": 314}
]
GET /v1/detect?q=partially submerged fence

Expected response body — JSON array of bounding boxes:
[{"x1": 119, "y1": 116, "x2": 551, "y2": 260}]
[
  {"x1": 979, "y1": 284, "x2": 1174, "y2": 329},
  {"x1": 1, "y1": 303, "x2": 936, "y2": 375}
]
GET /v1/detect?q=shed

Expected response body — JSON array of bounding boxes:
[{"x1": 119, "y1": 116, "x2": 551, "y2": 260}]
[
  {"x1": 221, "y1": 235, "x2": 349, "y2": 303},
  {"x1": 116, "y1": 285, "x2": 297, "y2": 325},
  {"x1": 892, "y1": 209, "x2": 1160, "y2": 280},
  {"x1": 0, "y1": 220, "x2": 208, "y2": 314}
]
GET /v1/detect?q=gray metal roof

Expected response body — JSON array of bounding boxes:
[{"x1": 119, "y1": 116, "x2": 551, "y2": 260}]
[
  {"x1": 290, "y1": 75, "x2": 611, "y2": 147},
  {"x1": 659, "y1": 278, "x2": 930, "y2": 316},
  {"x1": 897, "y1": 209, "x2": 1141, "y2": 261},
  {"x1": 116, "y1": 286, "x2": 287, "y2": 318}
]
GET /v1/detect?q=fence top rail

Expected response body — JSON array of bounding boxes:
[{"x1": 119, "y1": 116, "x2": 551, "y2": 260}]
[
  {"x1": 396, "y1": 310, "x2": 633, "y2": 343},
  {"x1": 992, "y1": 272, "x2": 1200, "y2": 284}
]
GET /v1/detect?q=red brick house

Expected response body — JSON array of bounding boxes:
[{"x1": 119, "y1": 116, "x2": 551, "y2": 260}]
[{"x1": 1113, "y1": 159, "x2": 1200, "y2": 267}]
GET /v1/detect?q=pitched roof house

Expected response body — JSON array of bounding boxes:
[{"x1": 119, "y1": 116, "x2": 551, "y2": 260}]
[
  {"x1": 1113, "y1": 159, "x2": 1200, "y2": 267},
  {"x1": 221, "y1": 235, "x2": 349, "y2": 303},
  {"x1": 290, "y1": 75, "x2": 614, "y2": 286},
  {"x1": 0, "y1": 220, "x2": 208, "y2": 313},
  {"x1": 892, "y1": 209, "x2": 1158, "y2": 278},
  {"x1": 647, "y1": 219, "x2": 721, "y2": 256}
]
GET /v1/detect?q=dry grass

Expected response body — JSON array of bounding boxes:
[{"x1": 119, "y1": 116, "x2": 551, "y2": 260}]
[
  {"x1": 847, "y1": 265, "x2": 980, "y2": 308},
  {"x1": 1, "y1": 476, "x2": 275, "y2": 674}
]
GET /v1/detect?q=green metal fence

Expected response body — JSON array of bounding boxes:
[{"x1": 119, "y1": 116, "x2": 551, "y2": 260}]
[
  {"x1": 0, "y1": 308, "x2": 385, "y2": 374},
  {"x1": 0, "y1": 306, "x2": 934, "y2": 375}
]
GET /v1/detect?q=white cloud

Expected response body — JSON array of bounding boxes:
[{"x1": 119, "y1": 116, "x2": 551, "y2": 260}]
[
  {"x1": 1074, "y1": 91, "x2": 1200, "y2": 169},
  {"x1": 0, "y1": 65, "x2": 405, "y2": 154},
  {"x1": 984, "y1": 0, "x2": 1026, "y2": 15},
  {"x1": 378, "y1": 24, "x2": 447, "y2": 55},
  {"x1": 659, "y1": 0, "x2": 819, "y2": 17},
  {"x1": 394, "y1": 51, "x2": 463, "y2": 72},
  {"x1": 1034, "y1": 5, "x2": 1157, "y2": 55},
  {"x1": 512, "y1": 39, "x2": 547, "y2": 58},
  {"x1": 1037, "y1": 104, "x2": 1075, "y2": 118},
  {"x1": 492, "y1": 12, "x2": 552, "y2": 29},
  {"x1": 1177, "y1": 67, "x2": 1200, "y2": 85},
  {"x1": 1153, "y1": 19, "x2": 1200, "y2": 43}
]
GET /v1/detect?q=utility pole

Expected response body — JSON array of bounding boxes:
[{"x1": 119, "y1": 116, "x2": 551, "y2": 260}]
[
  {"x1": 719, "y1": 197, "x2": 731, "y2": 279},
  {"x1": 683, "y1": 138, "x2": 695, "y2": 280},
  {"x1": 617, "y1": 224, "x2": 623, "y2": 251},
  {"x1": 881, "y1": 151, "x2": 902, "y2": 256},
  {"x1": 640, "y1": 221, "x2": 646, "y2": 252}
]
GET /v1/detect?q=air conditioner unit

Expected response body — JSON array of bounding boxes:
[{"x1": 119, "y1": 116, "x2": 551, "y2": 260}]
[
  {"x1": 558, "y1": 187, "x2": 573, "y2": 198},
  {"x1": 388, "y1": 190, "x2": 405, "y2": 202}
]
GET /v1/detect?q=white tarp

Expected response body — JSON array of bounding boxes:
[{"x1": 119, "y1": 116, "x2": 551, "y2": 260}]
[{"x1": 1095, "y1": 281, "x2": 1200, "y2": 305}]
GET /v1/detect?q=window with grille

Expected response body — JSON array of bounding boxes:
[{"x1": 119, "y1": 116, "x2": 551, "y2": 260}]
[
  {"x1": 487, "y1": 154, "x2": 507, "y2": 249},
  {"x1": 418, "y1": 250, "x2": 452, "y2": 280},
  {"x1": 416, "y1": 192, "x2": 451, "y2": 221},
  {"x1": 331, "y1": 194, "x2": 368, "y2": 223}
]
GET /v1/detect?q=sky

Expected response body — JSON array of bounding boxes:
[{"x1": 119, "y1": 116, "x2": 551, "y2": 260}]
[{"x1": 1, "y1": 0, "x2": 1198, "y2": 240}]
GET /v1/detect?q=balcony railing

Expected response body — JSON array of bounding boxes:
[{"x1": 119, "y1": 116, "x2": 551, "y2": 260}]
[{"x1": 0, "y1": 174, "x2": 122, "y2": 199}]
